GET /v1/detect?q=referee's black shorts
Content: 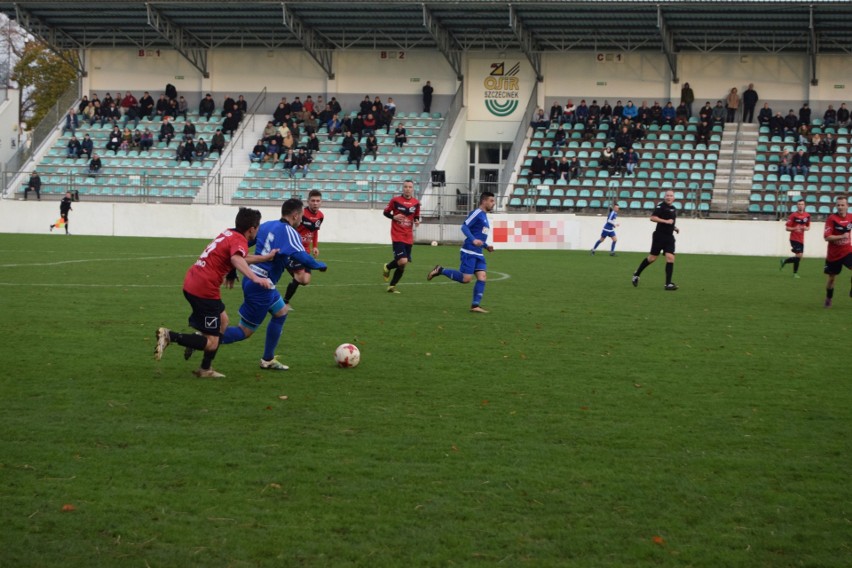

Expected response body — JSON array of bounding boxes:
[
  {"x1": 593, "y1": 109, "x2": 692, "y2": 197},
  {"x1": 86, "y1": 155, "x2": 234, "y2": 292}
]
[{"x1": 650, "y1": 232, "x2": 676, "y2": 255}]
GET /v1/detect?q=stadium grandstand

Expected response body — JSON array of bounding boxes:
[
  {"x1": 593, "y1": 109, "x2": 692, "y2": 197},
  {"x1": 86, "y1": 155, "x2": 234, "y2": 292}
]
[{"x1": 0, "y1": 0, "x2": 850, "y2": 254}]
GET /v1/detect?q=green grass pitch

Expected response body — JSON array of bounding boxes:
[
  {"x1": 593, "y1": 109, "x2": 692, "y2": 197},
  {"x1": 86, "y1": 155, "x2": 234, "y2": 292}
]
[{"x1": 0, "y1": 232, "x2": 849, "y2": 567}]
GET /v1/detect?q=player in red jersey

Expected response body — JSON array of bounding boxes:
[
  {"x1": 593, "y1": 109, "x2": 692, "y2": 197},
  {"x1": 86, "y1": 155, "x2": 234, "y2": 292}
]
[
  {"x1": 154, "y1": 208, "x2": 276, "y2": 377},
  {"x1": 780, "y1": 198, "x2": 811, "y2": 277},
  {"x1": 823, "y1": 195, "x2": 852, "y2": 308},
  {"x1": 284, "y1": 189, "x2": 325, "y2": 304},
  {"x1": 381, "y1": 180, "x2": 420, "y2": 293}
]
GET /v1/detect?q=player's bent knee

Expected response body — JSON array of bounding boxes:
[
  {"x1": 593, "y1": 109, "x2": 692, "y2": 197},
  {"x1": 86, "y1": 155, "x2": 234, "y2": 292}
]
[
  {"x1": 205, "y1": 335, "x2": 221, "y2": 351},
  {"x1": 398, "y1": 258, "x2": 409, "y2": 266},
  {"x1": 461, "y1": 274, "x2": 473, "y2": 283}
]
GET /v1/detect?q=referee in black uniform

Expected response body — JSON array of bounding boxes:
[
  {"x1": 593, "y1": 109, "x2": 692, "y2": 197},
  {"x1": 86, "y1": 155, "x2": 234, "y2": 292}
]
[{"x1": 632, "y1": 189, "x2": 680, "y2": 290}]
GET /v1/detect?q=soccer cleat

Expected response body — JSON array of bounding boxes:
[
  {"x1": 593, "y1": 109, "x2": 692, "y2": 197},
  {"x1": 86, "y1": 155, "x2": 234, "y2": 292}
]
[
  {"x1": 470, "y1": 305, "x2": 489, "y2": 313},
  {"x1": 382, "y1": 263, "x2": 390, "y2": 282},
  {"x1": 664, "y1": 283, "x2": 679, "y2": 291},
  {"x1": 154, "y1": 327, "x2": 170, "y2": 360},
  {"x1": 260, "y1": 356, "x2": 289, "y2": 371},
  {"x1": 192, "y1": 368, "x2": 226, "y2": 378},
  {"x1": 49, "y1": 224, "x2": 54, "y2": 232},
  {"x1": 387, "y1": 286, "x2": 400, "y2": 294},
  {"x1": 631, "y1": 274, "x2": 639, "y2": 287},
  {"x1": 426, "y1": 265, "x2": 443, "y2": 280},
  {"x1": 779, "y1": 258, "x2": 785, "y2": 271},
  {"x1": 824, "y1": 297, "x2": 832, "y2": 308},
  {"x1": 590, "y1": 250, "x2": 595, "y2": 255},
  {"x1": 609, "y1": 252, "x2": 616, "y2": 257},
  {"x1": 793, "y1": 273, "x2": 801, "y2": 279}
]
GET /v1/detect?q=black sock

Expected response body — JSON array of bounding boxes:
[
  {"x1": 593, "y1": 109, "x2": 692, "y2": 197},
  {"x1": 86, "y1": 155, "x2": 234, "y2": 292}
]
[
  {"x1": 793, "y1": 258, "x2": 800, "y2": 273},
  {"x1": 390, "y1": 266, "x2": 405, "y2": 286},
  {"x1": 386, "y1": 260, "x2": 399, "y2": 271},
  {"x1": 635, "y1": 258, "x2": 650, "y2": 276},
  {"x1": 665, "y1": 262, "x2": 674, "y2": 285},
  {"x1": 284, "y1": 279, "x2": 300, "y2": 303},
  {"x1": 782, "y1": 257, "x2": 792, "y2": 266},
  {"x1": 201, "y1": 348, "x2": 218, "y2": 371},
  {"x1": 169, "y1": 331, "x2": 207, "y2": 351},
  {"x1": 827, "y1": 288, "x2": 834, "y2": 299}
]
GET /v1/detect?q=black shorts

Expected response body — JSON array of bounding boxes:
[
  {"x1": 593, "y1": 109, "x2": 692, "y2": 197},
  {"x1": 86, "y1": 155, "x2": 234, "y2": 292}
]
[
  {"x1": 650, "y1": 232, "x2": 676, "y2": 256},
  {"x1": 392, "y1": 242, "x2": 413, "y2": 262},
  {"x1": 789, "y1": 240, "x2": 804, "y2": 254},
  {"x1": 823, "y1": 254, "x2": 852, "y2": 275},
  {"x1": 183, "y1": 290, "x2": 225, "y2": 336}
]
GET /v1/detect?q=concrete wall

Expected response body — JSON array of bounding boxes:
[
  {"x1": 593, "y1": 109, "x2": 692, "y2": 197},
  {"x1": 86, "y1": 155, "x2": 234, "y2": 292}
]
[
  {"x1": 0, "y1": 88, "x2": 20, "y2": 164},
  {"x1": 0, "y1": 200, "x2": 828, "y2": 259}
]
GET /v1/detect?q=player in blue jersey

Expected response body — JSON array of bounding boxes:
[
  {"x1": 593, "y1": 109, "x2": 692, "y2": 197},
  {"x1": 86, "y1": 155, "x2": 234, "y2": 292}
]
[
  {"x1": 426, "y1": 192, "x2": 496, "y2": 313},
  {"x1": 189, "y1": 198, "x2": 328, "y2": 370},
  {"x1": 591, "y1": 204, "x2": 620, "y2": 256}
]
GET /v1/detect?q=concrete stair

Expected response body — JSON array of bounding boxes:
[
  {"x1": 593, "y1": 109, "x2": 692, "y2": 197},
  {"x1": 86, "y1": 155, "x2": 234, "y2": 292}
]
[{"x1": 711, "y1": 122, "x2": 758, "y2": 214}]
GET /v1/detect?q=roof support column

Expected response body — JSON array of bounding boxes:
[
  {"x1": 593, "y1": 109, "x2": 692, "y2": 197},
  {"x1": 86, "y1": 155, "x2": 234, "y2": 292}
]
[
  {"x1": 14, "y1": 4, "x2": 86, "y2": 76},
  {"x1": 422, "y1": 4, "x2": 463, "y2": 80},
  {"x1": 657, "y1": 6, "x2": 678, "y2": 83},
  {"x1": 146, "y1": 3, "x2": 209, "y2": 78},
  {"x1": 508, "y1": 3, "x2": 543, "y2": 82},
  {"x1": 282, "y1": 2, "x2": 334, "y2": 79},
  {"x1": 808, "y1": 6, "x2": 818, "y2": 86}
]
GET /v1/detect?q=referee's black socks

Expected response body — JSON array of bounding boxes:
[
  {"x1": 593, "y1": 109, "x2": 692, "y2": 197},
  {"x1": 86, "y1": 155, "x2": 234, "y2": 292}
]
[
  {"x1": 665, "y1": 262, "x2": 674, "y2": 285},
  {"x1": 635, "y1": 258, "x2": 651, "y2": 276}
]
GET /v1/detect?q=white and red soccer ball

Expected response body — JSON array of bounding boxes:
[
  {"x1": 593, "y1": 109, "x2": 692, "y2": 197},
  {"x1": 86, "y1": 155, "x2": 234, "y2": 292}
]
[{"x1": 334, "y1": 343, "x2": 360, "y2": 368}]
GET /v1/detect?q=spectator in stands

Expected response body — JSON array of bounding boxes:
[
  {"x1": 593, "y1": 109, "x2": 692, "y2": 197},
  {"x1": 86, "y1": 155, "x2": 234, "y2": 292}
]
[
  {"x1": 558, "y1": 156, "x2": 572, "y2": 181},
  {"x1": 339, "y1": 130, "x2": 355, "y2": 155},
  {"x1": 198, "y1": 93, "x2": 215, "y2": 121},
  {"x1": 291, "y1": 147, "x2": 311, "y2": 178},
  {"x1": 808, "y1": 133, "x2": 821, "y2": 155},
  {"x1": 625, "y1": 148, "x2": 639, "y2": 176},
  {"x1": 24, "y1": 171, "x2": 41, "y2": 200},
  {"x1": 582, "y1": 118, "x2": 596, "y2": 142},
  {"x1": 563, "y1": 100, "x2": 576, "y2": 124},
  {"x1": 384, "y1": 97, "x2": 397, "y2": 126},
  {"x1": 183, "y1": 120, "x2": 196, "y2": 141},
  {"x1": 159, "y1": 118, "x2": 175, "y2": 146},
  {"x1": 273, "y1": 102, "x2": 289, "y2": 126},
  {"x1": 530, "y1": 108, "x2": 548, "y2": 130},
  {"x1": 165, "y1": 83, "x2": 177, "y2": 101},
  {"x1": 280, "y1": 123, "x2": 295, "y2": 150},
  {"x1": 631, "y1": 121, "x2": 647, "y2": 142},
  {"x1": 696, "y1": 120, "x2": 711, "y2": 145},
  {"x1": 548, "y1": 101, "x2": 563, "y2": 124},
  {"x1": 837, "y1": 103, "x2": 850, "y2": 127},
  {"x1": 637, "y1": 101, "x2": 652, "y2": 125},
  {"x1": 725, "y1": 88, "x2": 739, "y2": 122},
  {"x1": 291, "y1": 96, "x2": 303, "y2": 116},
  {"x1": 650, "y1": 101, "x2": 663, "y2": 125},
  {"x1": 394, "y1": 123, "x2": 407, "y2": 147},
  {"x1": 220, "y1": 95, "x2": 235, "y2": 117},
  {"x1": 599, "y1": 146, "x2": 614, "y2": 175},
  {"x1": 306, "y1": 131, "x2": 320, "y2": 154},
  {"x1": 87, "y1": 153, "x2": 102, "y2": 177},
  {"x1": 101, "y1": 103, "x2": 121, "y2": 128},
  {"x1": 710, "y1": 100, "x2": 726, "y2": 125},
  {"x1": 362, "y1": 113, "x2": 377, "y2": 137},
  {"x1": 139, "y1": 91, "x2": 155, "y2": 119},
  {"x1": 120, "y1": 127, "x2": 133, "y2": 152},
  {"x1": 611, "y1": 147, "x2": 626, "y2": 177},
  {"x1": 588, "y1": 100, "x2": 601, "y2": 123},
  {"x1": 567, "y1": 156, "x2": 582, "y2": 181},
  {"x1": 221, "y1": 112, "x2": 239, "y2": 136},
  {"x1": 791, "y1": 149, "x2": 810, "y2": 176},
  {"x1": 132, "y1": 129, "x2": 142, "y2": 151},
  {"x1": 327, "y1": 114, "x2": 343, "y2": 141},
  {"x1": 612, "y1": 100, "x2": 624, "y2": 123},
  {"x1": 194, "y1": 137, "x2": 209, "y2": 161},
  {"x1": 797, "y1": 124, "x2": 811, "y2": 147},
  {"x1": 180, "y1": 139, "x2": 196, "y2": 164},
  {"x1": 699, "y1": 101, "x2": 713, "y2": 124},
  {"x1": 122, "y1": 104, "x2": 139, "y2": 129},
  {"x1": 139, "y1": 128, "x2": 154, "y2": 153},
  {"x1": 675, "y1": 101, "x2": 689, "y2": 125},
  {"x1": 742, "y1": 83, "x2": 758, "y2": 123},
  {"x1": 155, "y1": 94, "x2": 170, "y2": 118},
  {"x1": 758, "y1": 103, "x2": 773, "y2": 127},
  {"x1": 62, "y1": 108, "x2": 79, "y2": 136},
  {"x1": 281, "y1": 148, "x2": 294, "y2": 172},
  {"x1": 264, "y1": 139, "x2": 281, "y2": 163},
  {"x1": 249, "y1": 139, "x2": 266, "y2": 163},
  {"x1": 821, "y1": 132, "x2": 837, "y2": 157},
  {"x1": 823, "y1": 104, "x2": 837, "y2": 127},
  {"x1": 166, "y1": 98, "x2": 179, "y2": 120},
  {"x1": 798, "y1": 103, "x2": 811, "y2": 126},
  {"x1": 422, "y1": 80, "x2": 433, "y2": 113},
  {"x1": 82, "y1": 100, "x2": 98, "y2": 123},
  {"x1": 177, "y1": 96, "x2": 189, "y2": 120},
  {"x1": 348, "y1": 139, "x2": 363, "y2": 170},
  {"x1": 622, "y1": 100, "x2": 637, "y2": 121},
  {"x1": 302, "y1": 111, "x2": 318, "y2": 135},
  {"x1": 770, "y1": 112, "x2": 786, "y2": 137},
  {"x1": 105, "y1": 127, "x2": 121, "y2": 154},
  {"x1": 80, "y1": 134, "x2": 94, "y2": 159},
  {"x1": 778, "y1": 150, "x2": 792, "y2": 176},
  {"x1": 544, "y1": 155, "x2": 559, "y2": 182},
  {"x1": 236, "y1": 95, "x2": 248, "y2": 117},
  {"x1": 661, "y1": 102, "x2": 676, "y2": 126},
  {"x1": 600, "y1": 100, "x2": 613, "y2": 121},
  {"x1": 120, "y1": 91, "x2": 137, "y2": 112},
  {"x1": 552, "y1": 124, "x2": 567, "y2": 151},
  {"x1": 78, "y1": 95, "x2": 90, "y2": 114},
  {"x1": 614, "y1": 126, "x2": 633, "y2": 151},
  {"x1": 575, "y1": 100, "x2": 590, "y2": 125},
  {"x1": 529, "y1": 151, "x2": 546, "y2": 179},
  {"x1": 175, "y1": 140, "x2": 186, "y2": 162},
  {"x1": 680, "y1": 82, "x2": 695, "y2": 118},
  {"x1": 329, "y1": 97, "x2": 342, "y2": 115},
  {"x1": 102, "y1": 92, "x2": 114, "y2": 107}
]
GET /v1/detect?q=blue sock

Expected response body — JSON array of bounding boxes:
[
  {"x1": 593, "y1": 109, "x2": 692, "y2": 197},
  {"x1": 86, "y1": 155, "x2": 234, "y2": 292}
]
[
  {"x1": 263, "y1": 314, "x2": 287, "y2": 361},
  {"x1": 592, "y1": 240, "x2": 601, "y2": 250},
  {"x1": 221, "y1": 326, "x2": 246, "y2": 345},
  {"x1": 472, "y1": 280, "x2": 485, "y2": 306},
  {"x1": 442, "y1": 268, "x2": 466, "y2": 283},
  {"x1": 610, "y1": 241, "x2": 616, "y2": 252}
]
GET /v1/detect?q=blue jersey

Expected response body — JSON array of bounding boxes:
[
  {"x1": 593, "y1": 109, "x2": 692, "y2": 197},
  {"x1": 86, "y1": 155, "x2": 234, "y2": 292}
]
[
  {"x1": 603, "y1": 209, "x2": 618, "y2": 231},
  {"x1": 251, "y1": 219, "x2": 308, "y2": 284},
  {"x1": 461, "y1": 208, "x2": 490, "y2": 257}
]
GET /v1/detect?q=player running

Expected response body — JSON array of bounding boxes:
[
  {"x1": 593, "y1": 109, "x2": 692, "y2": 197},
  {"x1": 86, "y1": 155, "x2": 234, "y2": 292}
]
[
  {"x1": 426, "y1": 192, "x2": 496, "y2": 313},
  {"x1": 822, "y1": 195, "x2": 852, "y2": 308},
  {"x1": 591, "y1": 203, "x2": 620, "y2": 256},
  {"x1": 382, "y1": 180, "x2": 420, "y2": 294},
  {"x1": 780, "y1": 198, "x2": 810, "y2": 278},
  {"x1": 283, "y1": 189, "x2": 325, "y2": 305},
  {"x1": 154, "y1": 208, "x2": 275, "y2": 378},
  {"x1": 632, "y1": 189, "x2": 680, "y2": 290}
]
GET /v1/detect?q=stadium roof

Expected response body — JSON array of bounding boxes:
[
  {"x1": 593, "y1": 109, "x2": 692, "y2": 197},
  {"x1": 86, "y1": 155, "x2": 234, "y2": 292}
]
[{"x1": 1, "y1": 1, "x2": 851, "y2": 81}]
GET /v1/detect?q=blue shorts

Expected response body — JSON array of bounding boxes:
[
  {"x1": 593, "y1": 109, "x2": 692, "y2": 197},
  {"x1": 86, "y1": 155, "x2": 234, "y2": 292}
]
[
  {"x1": 459, "y1": 251, "x2": 487, "y2": 275},
  {"x1": 393, "y1": 242, "x2": 413, "y2": 262},
  {"x1": 238, "y1": 278, "x2": 286, "y2": 331},
  {"x1": 600, "y1": 229, "x2": 616, "y2": 239}
]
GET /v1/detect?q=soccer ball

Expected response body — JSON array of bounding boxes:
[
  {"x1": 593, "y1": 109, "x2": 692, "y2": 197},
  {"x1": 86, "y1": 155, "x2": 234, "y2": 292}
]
[
  {"x1": 335, "y1": 343, "x2": 360, "y2": 368},
  {"x1": 430, "y1": 240, "x2": 438, "y2": 247}
]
